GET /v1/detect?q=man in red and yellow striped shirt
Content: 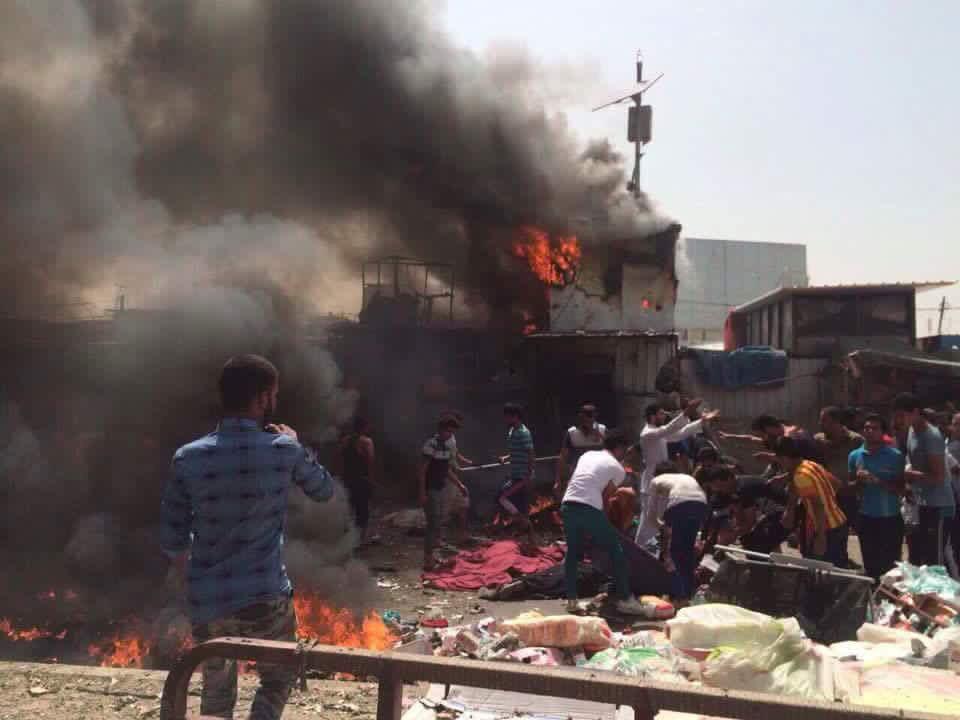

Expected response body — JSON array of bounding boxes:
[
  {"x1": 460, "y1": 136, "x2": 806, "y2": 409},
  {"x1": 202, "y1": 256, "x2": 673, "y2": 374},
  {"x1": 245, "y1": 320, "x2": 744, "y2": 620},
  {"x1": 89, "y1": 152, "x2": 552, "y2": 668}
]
[{"x1": 775, "y1": 436, "x2": 848, "y2": 565}]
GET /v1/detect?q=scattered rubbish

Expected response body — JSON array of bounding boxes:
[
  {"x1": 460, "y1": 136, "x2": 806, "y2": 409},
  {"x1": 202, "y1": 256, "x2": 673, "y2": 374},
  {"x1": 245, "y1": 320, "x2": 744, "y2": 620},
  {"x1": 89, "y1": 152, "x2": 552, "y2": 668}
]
[
  {"x1": 499, "y1": 611, "x2": 613, "y2": 649},
  {"x1": 28, "y1": 684, "x2": 52, "y2": 696}
]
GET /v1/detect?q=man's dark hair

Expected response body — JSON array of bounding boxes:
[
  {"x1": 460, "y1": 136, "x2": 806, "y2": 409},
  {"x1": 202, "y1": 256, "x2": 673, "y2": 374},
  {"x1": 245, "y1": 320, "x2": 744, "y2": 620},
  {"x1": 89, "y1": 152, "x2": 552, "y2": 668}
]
[
  {"x1": 503, "y1": 402, "x2": 524, "y2": 419},
  {"x1": 438, "y1": 415, "x2": 461, "y2": 431},
  {"x1": 862, "y1": 413, "x2": 888, "y2": 433},
  {"x1": 821, "y1": 406, "x2": 846, "y2": 424},
  {"x1": 654, "y1": 460, "x2": 678, "y2": 476},
  {"x1": 751, "y1": 414, "x2": 782, "y2": 433},
  {"x1": 696, "y1": 446, "x2": 720, "y2": 463},
  {"x1": 218, "y1": 355, "x2": 279, "y2": 413},
  {"x1": 645, "y1": 403, "x2": 662, "y2": 421},
  {"x1": 603, "y1": 429, "x2": 629, "y2": 451},
  {"x1": 703, "y1": 465, "x2": 735, "y2": 485},
  {"x1": 579, "y1": 403, "x2": 597, "y2": 416},
  {"x1": 773, "y1": 436, "x2": 804, "y2": 459},
  {"x1": 893, "y1": 392, "x2": 921, "y2": 413}
]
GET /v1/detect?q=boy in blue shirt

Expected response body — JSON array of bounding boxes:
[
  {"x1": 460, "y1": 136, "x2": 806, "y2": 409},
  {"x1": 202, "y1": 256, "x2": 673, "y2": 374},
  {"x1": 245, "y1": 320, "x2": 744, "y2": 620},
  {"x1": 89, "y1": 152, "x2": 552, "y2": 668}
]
[{"x1": 848, "y1": 414, "x2": 905, "y2": 580}]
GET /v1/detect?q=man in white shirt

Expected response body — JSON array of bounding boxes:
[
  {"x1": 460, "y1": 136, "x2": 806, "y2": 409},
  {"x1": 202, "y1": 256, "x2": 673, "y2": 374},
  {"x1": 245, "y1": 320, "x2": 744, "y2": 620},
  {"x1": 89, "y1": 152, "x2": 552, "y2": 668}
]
[
  {"x1": 636, "y1": 398, "x2": 718, "y2": 545},
  {"x1": 647, "y1": 463, "x2": 709, "y2": 600},
  {"x1": 561, "y1": 430, "x2": 647, "y2": 615}
]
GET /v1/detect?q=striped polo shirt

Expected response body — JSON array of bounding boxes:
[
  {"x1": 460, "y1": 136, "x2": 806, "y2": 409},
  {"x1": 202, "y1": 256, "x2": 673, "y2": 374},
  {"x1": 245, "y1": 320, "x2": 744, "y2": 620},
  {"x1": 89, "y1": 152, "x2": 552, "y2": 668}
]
[
  {"x1": 507, "y1": 424, "x2": 534, "y2": 481},
  {"x1": 792, "y1": 460, "x2": 846, "y2": 532}
]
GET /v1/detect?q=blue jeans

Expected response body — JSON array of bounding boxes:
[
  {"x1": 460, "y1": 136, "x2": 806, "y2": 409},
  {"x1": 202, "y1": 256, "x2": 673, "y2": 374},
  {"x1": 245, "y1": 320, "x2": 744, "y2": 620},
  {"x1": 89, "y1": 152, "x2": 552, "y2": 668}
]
[
  {"x1": 664, "y1": 501, "x2": 708, "y2": 600},
  {"x1": 561, "y1": 502, "x2": 630, "y2": 600}
]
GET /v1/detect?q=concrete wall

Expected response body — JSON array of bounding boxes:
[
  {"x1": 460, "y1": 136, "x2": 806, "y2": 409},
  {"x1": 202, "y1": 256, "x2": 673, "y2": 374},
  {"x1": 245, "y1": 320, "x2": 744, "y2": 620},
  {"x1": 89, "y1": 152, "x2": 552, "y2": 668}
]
[
  {"x1": 676, "y1": 238, "x2": 807, "y2": 343},
  {"x1": 549, "y1": 259, "x2": 675, "y2": 332}
]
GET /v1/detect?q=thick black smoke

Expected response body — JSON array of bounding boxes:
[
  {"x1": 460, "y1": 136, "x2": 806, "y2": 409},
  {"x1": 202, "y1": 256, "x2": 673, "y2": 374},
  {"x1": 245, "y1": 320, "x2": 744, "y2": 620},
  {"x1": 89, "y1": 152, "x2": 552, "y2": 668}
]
[{"x1": 0, "y1": 0, "x2": 666, "y2": 653}]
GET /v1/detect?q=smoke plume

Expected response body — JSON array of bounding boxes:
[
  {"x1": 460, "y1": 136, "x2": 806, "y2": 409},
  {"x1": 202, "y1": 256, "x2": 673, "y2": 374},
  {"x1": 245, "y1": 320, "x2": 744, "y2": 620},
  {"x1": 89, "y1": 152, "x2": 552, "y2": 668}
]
[{"x1": 0, "y1": 0, "x2": 666, "y2": 647}]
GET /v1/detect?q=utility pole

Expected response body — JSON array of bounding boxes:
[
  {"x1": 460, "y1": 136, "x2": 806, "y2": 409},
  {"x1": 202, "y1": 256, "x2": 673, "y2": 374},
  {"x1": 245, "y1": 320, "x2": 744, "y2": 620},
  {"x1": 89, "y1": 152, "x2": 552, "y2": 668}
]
[
  {"x1": 937, "y1": 296, "x2": 948, "y2": 335},
  {"x1": 592, "y1": 50, "x2": 662, "y2": 199}
]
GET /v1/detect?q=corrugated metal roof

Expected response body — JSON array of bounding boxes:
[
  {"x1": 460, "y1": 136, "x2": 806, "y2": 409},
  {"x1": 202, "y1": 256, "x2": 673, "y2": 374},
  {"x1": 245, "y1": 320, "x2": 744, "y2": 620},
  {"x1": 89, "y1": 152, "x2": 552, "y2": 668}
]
[{"x1": 732, "y1": 281, "x2": 956, "y2": 315}]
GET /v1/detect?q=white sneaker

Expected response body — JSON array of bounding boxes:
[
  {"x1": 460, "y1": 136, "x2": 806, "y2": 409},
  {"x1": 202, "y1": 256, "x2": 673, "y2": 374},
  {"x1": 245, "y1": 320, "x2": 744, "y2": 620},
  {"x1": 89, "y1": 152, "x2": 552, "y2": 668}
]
[{"x1": 615, "y1": 596, "x2": 650, "y2": 616}]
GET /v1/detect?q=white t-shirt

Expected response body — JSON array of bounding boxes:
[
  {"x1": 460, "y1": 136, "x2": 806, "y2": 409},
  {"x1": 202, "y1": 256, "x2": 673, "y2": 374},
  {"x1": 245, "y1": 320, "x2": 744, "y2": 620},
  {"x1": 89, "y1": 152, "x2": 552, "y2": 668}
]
[
  {"x1": 651, "y1": 473, "x2": 707, "y2": 511},
  {"x1": 562, "y1": 450, "x2": 626, "y2": 511}
]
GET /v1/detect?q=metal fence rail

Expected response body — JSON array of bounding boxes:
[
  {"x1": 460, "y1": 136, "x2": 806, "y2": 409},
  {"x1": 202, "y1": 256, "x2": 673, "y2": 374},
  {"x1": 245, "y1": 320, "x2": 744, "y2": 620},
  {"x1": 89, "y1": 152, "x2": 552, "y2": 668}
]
[{"x1": 159, "y1": 638, "x2": 944, "y2": 720}]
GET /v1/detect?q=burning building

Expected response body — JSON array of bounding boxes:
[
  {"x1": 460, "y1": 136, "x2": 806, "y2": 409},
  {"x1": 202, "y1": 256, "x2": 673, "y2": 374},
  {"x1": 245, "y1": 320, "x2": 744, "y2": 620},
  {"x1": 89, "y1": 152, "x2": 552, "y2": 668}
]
[{"x1": 0, "y1": 0, "x2": 679, "y2": 666}]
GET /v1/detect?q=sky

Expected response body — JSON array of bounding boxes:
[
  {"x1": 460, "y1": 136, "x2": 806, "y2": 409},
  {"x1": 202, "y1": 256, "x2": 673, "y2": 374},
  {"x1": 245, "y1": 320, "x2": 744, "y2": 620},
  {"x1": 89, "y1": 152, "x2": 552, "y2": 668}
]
[{"x1": 441, "y1": 0, "x2": 960, "y2": 334}]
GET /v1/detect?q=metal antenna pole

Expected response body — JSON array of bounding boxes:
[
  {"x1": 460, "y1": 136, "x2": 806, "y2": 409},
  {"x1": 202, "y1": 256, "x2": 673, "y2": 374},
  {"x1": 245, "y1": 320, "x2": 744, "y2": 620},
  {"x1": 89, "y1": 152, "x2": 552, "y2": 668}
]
[{"x1": 632, "y1": 50, "x2": 643, "y2": 197}]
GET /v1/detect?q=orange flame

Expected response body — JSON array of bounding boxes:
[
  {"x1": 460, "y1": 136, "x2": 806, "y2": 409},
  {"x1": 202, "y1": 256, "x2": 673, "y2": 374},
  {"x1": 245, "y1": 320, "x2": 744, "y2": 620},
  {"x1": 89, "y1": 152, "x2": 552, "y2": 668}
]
[
  {"x1": 293, "y1": 594, "x2": 396, "y2": 650},
  {"x1": 88, "y1": 631, "x2": 152, "y2": 668},
  {"x1": 528, "y1": 494, "x2": 556, "y2": 516},
  {"x1": 512, "y1": 226, "x2": 581, "y2": 287},
  {"x1": 0, "y1": 618, "x2": 67, "y2": 642}
]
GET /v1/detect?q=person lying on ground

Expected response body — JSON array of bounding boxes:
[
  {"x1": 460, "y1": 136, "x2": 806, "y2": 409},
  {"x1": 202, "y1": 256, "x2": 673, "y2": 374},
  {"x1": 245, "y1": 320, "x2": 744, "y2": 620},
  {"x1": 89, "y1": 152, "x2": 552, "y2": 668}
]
[{"x1": 561, "y1": 430, "x2": 650, "y2": 615}]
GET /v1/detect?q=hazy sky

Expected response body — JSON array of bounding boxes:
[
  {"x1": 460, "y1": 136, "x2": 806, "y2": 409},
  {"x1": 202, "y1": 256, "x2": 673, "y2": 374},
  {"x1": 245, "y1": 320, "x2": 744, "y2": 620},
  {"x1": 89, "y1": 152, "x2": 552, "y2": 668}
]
[{"x1": 442, "y1": 0, "x2": 959, "y2": 333}]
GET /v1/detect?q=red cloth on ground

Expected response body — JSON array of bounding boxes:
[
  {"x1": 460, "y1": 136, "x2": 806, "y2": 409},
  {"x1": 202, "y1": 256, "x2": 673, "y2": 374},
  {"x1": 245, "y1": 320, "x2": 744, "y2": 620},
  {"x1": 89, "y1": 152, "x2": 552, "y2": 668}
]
[{"x1": 421, "y1": 540, "x2": 564, "y2": 590}]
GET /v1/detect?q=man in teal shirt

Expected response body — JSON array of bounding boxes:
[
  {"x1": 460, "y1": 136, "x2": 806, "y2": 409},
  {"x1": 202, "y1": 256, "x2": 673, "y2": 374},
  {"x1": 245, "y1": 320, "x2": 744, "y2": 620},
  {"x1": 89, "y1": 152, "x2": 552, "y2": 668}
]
[{"x1": 849, "y1": 414, "x2": 905, "y2": 580}]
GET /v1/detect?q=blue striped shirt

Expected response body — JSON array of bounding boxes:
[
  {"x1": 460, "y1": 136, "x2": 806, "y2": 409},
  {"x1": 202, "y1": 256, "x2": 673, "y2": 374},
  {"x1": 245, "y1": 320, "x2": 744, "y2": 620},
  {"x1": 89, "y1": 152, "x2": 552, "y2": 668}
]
[
  {"x1": 507, "y1": 424, "x2": 534, "y2": 480},
  {"x1": 160, "y1": 418, "x2": 335, "y2": 623}
]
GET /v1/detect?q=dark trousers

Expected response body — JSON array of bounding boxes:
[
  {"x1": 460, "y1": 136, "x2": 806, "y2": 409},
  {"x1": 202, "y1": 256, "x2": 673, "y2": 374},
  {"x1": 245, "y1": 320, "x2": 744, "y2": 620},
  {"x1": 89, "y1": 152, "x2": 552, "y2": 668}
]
[
  {"x1": 664, "y1": 501, "x2": 709, "y2": 600},
  {"x1": 345, "y1": 476, "x2": 371, "y2": 530},
  {"x1": 423, "y1": 487, "x2": 444, "y2": 557},
  {"x1": 858, "y1": 514, "x2": 904, "y2": 580},
  {"x1": 908, "y1": 507, "x2": 953, "y2": 567},
  {"x1": 561, "y1": 501, "x2": 630, "y2": 600},
  {"x1": 193, "y1": 595, "x2": 297, "y2": 720},
  {"x1": 802, "y1": 523, "x2": 849, "y2": 567},
  {"x1": 836, "y1": 492, "x2": 859, "y2": 566}
]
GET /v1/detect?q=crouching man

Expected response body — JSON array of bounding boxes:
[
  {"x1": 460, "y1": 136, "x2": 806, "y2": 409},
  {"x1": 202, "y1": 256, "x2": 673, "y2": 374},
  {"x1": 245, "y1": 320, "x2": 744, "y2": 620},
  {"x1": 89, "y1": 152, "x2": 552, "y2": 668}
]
[
  {"x1": 561, "y1": 430, "x2": 648, "y2": 615},
  {"x1": 161, "y1": 355, "x2": 336, "y2": 720}
]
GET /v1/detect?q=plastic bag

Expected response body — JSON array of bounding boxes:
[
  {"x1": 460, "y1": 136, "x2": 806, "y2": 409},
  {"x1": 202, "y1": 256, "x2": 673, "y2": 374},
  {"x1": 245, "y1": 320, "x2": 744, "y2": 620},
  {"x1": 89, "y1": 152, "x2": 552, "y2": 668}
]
[
  {"x1": 499, "y1": 611, "x2": 612, "y2": 649},
  {"x1": 898, "y1": 562, "x2": 960, "y2": 602},
  {"x1": 666, "y1": 604, "x2": 784, "y2": 650},
  {"x1": 584, "y1": 647, "x2": 689, "y2": 683},
  {"x1": 703, "y1": 618, "x2": 857, "y2": 702}
]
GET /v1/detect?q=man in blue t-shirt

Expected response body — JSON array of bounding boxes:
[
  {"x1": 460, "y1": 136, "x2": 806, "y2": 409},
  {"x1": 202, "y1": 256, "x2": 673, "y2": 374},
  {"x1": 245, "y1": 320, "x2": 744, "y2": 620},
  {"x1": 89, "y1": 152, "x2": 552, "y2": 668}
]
[
  {"x1": 895, "y1": 393, "x2": 953, "y2": 567},
  {"x1": 849, "y1": 414, "x2": 905, "y2": 580},
  {"x1": 498, "y1": 402, "x2": 535, "y2": 538}
]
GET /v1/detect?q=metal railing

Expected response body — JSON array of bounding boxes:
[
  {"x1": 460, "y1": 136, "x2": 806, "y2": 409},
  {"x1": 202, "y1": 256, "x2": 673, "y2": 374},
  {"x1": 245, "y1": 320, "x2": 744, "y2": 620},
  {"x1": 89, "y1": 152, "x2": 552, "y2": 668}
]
[{"x1": 159, "y1": 638, "x2": 944, "y2": 720}]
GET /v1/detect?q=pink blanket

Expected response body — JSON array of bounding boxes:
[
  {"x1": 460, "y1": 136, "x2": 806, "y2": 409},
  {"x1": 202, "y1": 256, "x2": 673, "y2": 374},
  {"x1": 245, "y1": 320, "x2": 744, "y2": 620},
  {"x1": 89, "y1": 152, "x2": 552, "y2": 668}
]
[{"x1": 422, "y1": 540, "x2": 564, "y2": 590}]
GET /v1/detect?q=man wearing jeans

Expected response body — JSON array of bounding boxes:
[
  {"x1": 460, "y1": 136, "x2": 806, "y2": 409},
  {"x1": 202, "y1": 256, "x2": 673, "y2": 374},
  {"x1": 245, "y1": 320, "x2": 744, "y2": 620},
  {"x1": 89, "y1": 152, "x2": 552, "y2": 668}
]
[
  {"x1": 895, "y1": 393, "x2": 953, "y2": 566},
  {"x1": 419, "y1": 416, "x2": 463, "y2": 570},
  {"x1": 160, "y1": 355, "x2": 336, "y2": 720},
  {"x1": 561, "y1": 430, "x2": 646, "y2": 615},
  {"x1": 848, "y1": 414, "x2": 905, "y2": 580}
]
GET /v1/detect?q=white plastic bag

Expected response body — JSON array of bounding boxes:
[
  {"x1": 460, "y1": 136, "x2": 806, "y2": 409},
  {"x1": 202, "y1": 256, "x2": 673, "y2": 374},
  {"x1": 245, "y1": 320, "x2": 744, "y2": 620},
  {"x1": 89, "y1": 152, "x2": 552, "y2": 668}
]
[
  {"x1": 703, "y1": 618, "x2": 858, "y2": 702},
  {"x1": 666, "y1": 604, "x2": 784, "y2": 650}
]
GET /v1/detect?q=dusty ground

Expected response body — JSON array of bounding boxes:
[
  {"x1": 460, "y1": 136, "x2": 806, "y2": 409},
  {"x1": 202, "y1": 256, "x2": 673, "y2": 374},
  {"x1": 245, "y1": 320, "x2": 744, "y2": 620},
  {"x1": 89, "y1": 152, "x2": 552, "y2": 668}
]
[{"x1": 0, "y1": 660, "x2": 422, "y2": 720}]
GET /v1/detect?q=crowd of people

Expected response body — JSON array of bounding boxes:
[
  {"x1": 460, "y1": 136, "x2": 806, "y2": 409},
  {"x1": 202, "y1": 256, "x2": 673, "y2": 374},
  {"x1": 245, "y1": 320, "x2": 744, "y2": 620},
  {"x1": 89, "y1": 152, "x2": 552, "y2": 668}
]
[
  {"x1": 158, "y1": 354, "x2": 960, "y2": 718},
  {"x1": 366, "y1": 392, "x2": 960, "y2": 615}
]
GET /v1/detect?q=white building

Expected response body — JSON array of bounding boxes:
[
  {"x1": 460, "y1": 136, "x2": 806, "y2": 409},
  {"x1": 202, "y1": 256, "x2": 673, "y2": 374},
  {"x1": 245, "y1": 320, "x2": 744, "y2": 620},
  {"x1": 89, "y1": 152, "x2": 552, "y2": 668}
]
[{"x1": 675, "y1": 238, "x2": 808, "y2": 345}]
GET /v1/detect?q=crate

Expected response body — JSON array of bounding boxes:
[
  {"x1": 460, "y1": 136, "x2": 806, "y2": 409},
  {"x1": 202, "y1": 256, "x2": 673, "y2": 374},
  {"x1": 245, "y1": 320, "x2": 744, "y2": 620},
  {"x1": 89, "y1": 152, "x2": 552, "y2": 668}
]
[{"x1": 706, "y1": 554, "x2": 873, "y2": 644}]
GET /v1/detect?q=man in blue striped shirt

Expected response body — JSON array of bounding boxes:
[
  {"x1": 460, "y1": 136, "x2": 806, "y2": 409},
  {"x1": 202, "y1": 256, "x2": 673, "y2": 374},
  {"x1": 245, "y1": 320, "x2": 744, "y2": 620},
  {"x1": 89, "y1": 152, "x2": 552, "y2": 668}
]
[
  {"x1": 497, "y1": 402, "x2": 535, "y2": 538},
  {"x1": 160, "y1": 355, "x2": 335, "y2": 720}
]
